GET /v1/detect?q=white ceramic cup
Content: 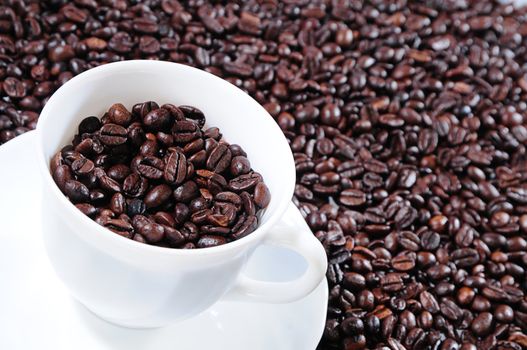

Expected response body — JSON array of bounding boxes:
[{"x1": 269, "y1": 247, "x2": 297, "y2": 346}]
[{"x1": 35, "y1": 60, "x2": 328, "y2": 328}]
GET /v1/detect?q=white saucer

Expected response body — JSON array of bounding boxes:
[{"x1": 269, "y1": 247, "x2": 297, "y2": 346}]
[{"x1": 0, "y1": 131, "x2": 328, "y2": 350}]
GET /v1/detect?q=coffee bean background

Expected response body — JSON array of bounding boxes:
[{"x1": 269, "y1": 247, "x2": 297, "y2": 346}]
[{"x1": 2, "y1": 0, "x2": 527, "y2": 348}]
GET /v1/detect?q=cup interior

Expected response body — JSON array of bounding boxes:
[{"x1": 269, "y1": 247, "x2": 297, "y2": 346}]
[{"x1": 37, "y1": 60, "x2": 295, "y2": 252}]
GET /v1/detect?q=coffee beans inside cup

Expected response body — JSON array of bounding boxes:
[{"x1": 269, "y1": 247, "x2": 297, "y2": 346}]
[{"x1": 51, "y1": 102, "x2": 270, "y2": 249}]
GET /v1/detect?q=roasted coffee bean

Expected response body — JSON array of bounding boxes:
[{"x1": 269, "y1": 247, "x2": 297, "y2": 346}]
[
  {"x1": 164, "y1": 149, "x2": 187, "y2": 185},
  {"x1": 144, "y1": 108, "x2": 171, "y2": 131},
  {"x1": 99, "y1": 123, "x2": 127, "y2": 146},
  {"x1": 197, "y1": 235, "x2": 227, "y2": 248},
  {"x1": 173, "y1": 181, "x2": 199, "y2": 203},
  {"x1": 340, "y1": 189, "x2": 366, "y2": 207},
  {"x1": 108, "y1": 103, "x2": 132, "y2": 126},
  {"x1": 144, "y1": 184, "x2": 172, "y2": 209},
  {"x1": 391, "y1": 252, "x2": 416, "y2": 271},
  {"x1": 232, "y1": 215, "x2": 257, "y2": 239},
  {"x1": 53, "y1": 164, "x2": 73, "y2": 191},
  {"x1": 471, "y1": 312, "x2": 493, "y2": 337},
  {"x1": 138, "y1": 222, "x2": 165, "y2": 243},
  {"x1": 230, "y1": 156, "x2": 251, "y2": 177},
  {"x1": 206, "y1": 143, "x2": 232, "y2": 173},
  {"x1": 63, "y1": 179, "x2": 90, "y2": 203},
  {"x1": 254, "y1": 182, "x2": 271, "y2": 208},
  {"x1": 172, "y1": 120, "x2": 201, "y2": 143},
  {"x1": 122, "y1": 173, "x2": 148, "y2": 198},
  {"x1": 228, "y1": 173, "x2": 262, "y2": 192},
  {"x1": 78, "y1": 117, "x2": 101, "y2": 134}
]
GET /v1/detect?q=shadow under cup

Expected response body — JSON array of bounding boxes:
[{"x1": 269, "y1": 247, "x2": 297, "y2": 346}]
[{"x1": 36, "y1": 60, "x2": 296, "y2": 327}]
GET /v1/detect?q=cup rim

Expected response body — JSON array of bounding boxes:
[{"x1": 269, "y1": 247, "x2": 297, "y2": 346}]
[{"x1": 36, "y1": 60, "x2": 295, "y2": 256}]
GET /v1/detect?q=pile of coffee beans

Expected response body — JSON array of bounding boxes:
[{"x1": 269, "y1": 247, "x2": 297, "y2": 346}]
[
  {"x1": 2, "y1": 0, "x2": 527, "y2": 348},
  {"x1": 51, "y1": 102, "x2": 270, "y2": 248}
]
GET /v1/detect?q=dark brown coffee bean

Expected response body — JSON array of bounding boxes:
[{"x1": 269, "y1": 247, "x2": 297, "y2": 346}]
[
  {"x1": 228, "y1": 173, "x2": 262, "y2": 192},
  {"x1": 110, "y1": 193, "x2": 126, "y2": 215},
  {"x1": 99, "y1": 123, "x2": 127, "y2": 146},
  {"x1": 451, "y1": 248, "x2": 479, "y2": 268},
  {"x1": 122, "y1": 173, "x2": 148, "y2": 198},
  {"x1": 232, "y1": 215, "x2": 257, "y2": 239},
  {"x1": 3, "y1": 77, "x2": 26, "y2": 98},
  {"x1": 197, "y1": 235, "x2": 227, "y2": 248},
  {"x1": 99, "y1": 175, "x2": 121, "y2": 192},
  {"x1": 340, "y1": 189, "x2": 366, "y2": 207},
  {"x1": 420, "y1": 291, "x2": 440, "y2": 314},
  {"x1": 206, "y1": 143, "x2": 232, "y2": 173},
  {"x1": 75, "y1": 203, "x2": 96, "y2": 217},
  {"x1": 53, "y1": 165, "x2": 73, "y2": 192},
  {"x1": 108, "y1": 103, "x2": 132, "y2": 126},
  {"x1": 391, "y1": 252, "x2": 416, "y2": 271},
  {"x1": 144, "y1": 184, "x2": 172, "y2": 209},
  {"x1": 78, "y1": 117, "x2": 101, "y2": 134},
  {"x1": 71, "y1": 158, "x2": 94, "y2": 176},
  {"x1": 173, "y1": 181, "x2": 199, "y2": 203},
  {"x1": 230, "y1": 156, "x2": 251, "y2": 177},
  {"x1": 137, "y1": 156, "x2": 164, "y2": 179},
  {"x1": 64, "y1": 179, "x2": 90, "y2": 203},
  {"x1": 107, "y1": 164, "x2": 131, "y2": 182},
  {"x1": 48, "y1": 44, "x2": 75, "y2": 62},
  {"x1": 172, "y1": 120, "x2": 201, "y2": 143},
  {"x1": 138, "y1": 222, "x2": 165, "y2": 243},
  {"x1": 144, "y1": 108, "x2": 171, "y2": 131},
  {"x1": 471, "y1": 312, "x2": 493, "y2": 337},
  {"x1": 254, "y1": 182, "x2": 271, "y2": 208},
  {"x1": 164, "y1": 150, "x2": 187, "y2": 185}
]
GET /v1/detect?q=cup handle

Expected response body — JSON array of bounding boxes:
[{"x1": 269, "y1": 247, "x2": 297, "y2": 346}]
[{"x1": 226, "y1": 202, "x2": 328, "y2": 303}]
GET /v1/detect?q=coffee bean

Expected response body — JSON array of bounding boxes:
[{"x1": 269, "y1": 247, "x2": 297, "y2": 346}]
[
  {"x1": 230, "y1": 156, "x2": 251, "y2": 177},
  {"x1": 75, "y1": 203, "x2": 96, "y2": 217},
  {"x1": 420, "y1": 291, "x2": 440, "y2": 314},
  {"x1": 63, "y1": 179, "x2": 90, "y2": 203},
  {"x1": 99, "y1": 123, "x2": 127, "y2": 146},
  {"x1": 108, "y1": 103, "x2": 132, "y2": 126},
  {"x1": 139, "y1": 222, "x2": 165, "y2": 243},
  {"x1": 137, "y1": 156, "x2": 164, "y2": 179},
  {"x1": 144, "y1": 184, "x2": 172, "y2": 209},
  {"x1": 48, "y1": 44, "x2": 75, "y2": 62},
  {"x1": 340, "y1": 189, "x2": 366, "y2": 207},
  {"x1": 110, "y1": 193, "x2": 126, "y2": 215},
  {"x1": 451, "y1": 248, "x2": 479, "y2": 268},
  {"x1": 457, "y1": 287, "x2": 476, "y2": 306},
  {"x1": 493, "y1": 304, "x2": 514, "y2": 324},
  {"x1": 53, "y1": 164, "x2": 73, "y2": 192},
  {"x1": 228, "y1": 173, "x2": 262, "y2": 192},
  {"x1": 172, "y1": 120, "x2": 201, "y2": 143},
  {"x1": 232, "y1": 215, "x2": 258, "y2": 239},
  {"x1": 3, "y1": 77, "x2": 26, "y2": 98},
  {"x1": 206, "y1": 143, "x2": 232, "y2": 173},
  {"x1": 470, "y1": 312, "x2": 493, "y2": 337},
  {"x1": 122, "y1": 173, "x2": 148, "y2": 198},
  {"x1": 164, "y1": 149, "x2": 187, "y2": 185},
  {"x1": 197, "y1": 235, "x2": 227, "y2": 248},
  {"x1": 173, "y1": 181, "x2": 199, "y2": 203},
  {"x1": 391, "y1": 252, "x2": 415, "y2": 271},
  {"x1": 440, "y1": 298, "x2": 464, "y2": 322},
  {"x1": 144, "y1": 108, "x2": 171, "y2": 131},
  {"x1": 254, "y1": 182, "x2": 270, "y2": 208}
]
